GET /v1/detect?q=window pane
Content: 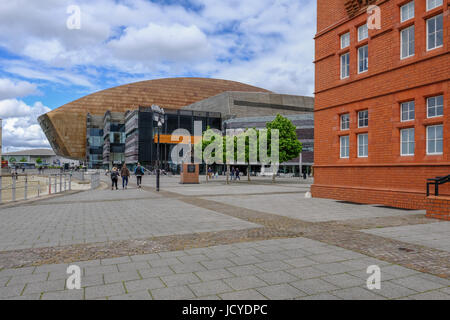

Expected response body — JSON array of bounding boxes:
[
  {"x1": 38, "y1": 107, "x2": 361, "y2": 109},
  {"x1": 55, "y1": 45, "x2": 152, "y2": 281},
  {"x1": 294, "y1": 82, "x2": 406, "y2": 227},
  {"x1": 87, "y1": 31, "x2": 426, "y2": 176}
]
[
  {"x1": 428, "y1": 126, "x2": 435, "y2": 140},
  {"x1": 436, "y1": 125, "x2": 443, "y2": 139}
]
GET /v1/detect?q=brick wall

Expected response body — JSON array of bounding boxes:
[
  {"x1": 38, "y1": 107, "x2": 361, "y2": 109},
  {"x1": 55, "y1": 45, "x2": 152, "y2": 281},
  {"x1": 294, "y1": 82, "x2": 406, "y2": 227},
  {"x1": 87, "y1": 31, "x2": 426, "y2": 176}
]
[
  {"x1": 426, "y1": 196, "x2": 450, "y2": 220},
  {"x1": 314, "y1": 0, "x2": 450, "y2": 209}
]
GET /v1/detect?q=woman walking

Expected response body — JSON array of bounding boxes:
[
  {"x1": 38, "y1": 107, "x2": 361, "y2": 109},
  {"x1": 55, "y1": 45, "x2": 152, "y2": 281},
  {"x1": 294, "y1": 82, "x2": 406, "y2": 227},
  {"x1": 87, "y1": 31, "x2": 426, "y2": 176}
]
[
  {"x1": 120, "y1": 164, "x2": 130, "y2": 189},
  {"x1": 110, "y1": 167, "x2": 119, "y2": 190}
]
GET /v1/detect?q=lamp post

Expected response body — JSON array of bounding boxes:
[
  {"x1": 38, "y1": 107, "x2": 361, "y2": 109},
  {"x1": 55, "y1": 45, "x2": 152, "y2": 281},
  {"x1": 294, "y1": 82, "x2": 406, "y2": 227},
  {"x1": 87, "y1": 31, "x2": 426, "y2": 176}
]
[{"x1": 151, "y1": 105, "x2": 165, "y2": 192}]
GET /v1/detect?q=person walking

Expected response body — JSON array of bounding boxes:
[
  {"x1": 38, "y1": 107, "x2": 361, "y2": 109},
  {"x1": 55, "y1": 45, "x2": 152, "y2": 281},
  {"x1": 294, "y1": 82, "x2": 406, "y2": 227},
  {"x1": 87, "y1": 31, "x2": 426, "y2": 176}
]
[
  {"x1": 120, "y1": 164, "x2": 130, "y2": 189},
  {"x1": 231, "y1": 167, "x2": 235, "y2": 181},
  {"x1": 110, "y1": 167, "x2": 119, "y2": 190},
  {"x1": 235, "y1": 168, "x2": 240, "y2": 180},
  {"x1": 135, "y1": 163, "x2": 145, "y2": 188}
]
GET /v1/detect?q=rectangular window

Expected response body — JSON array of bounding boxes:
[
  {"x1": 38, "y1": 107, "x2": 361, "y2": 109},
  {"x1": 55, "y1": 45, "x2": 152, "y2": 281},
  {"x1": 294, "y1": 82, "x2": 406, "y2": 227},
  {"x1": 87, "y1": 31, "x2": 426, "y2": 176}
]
[
  {"x1": 401, "y1": 1, "x2": 415, "y2": 22},
  {"x1": 427, "y1": 125, "x2": 443, "y2": 155},
  {"x1": 340, "y1": 53, "x2": 350, "y2": 79},
  {"x1": 427, "y1": 95, "x2": 444, "y2": 118},
  {"x1": 358, "y1": 133, "x2": 369, "y2": 158},
  {"x1": 358, "y1": 45, "x2": 368, "y2": 73},
  {"x1": 340, "y1": 136, "x2": 350, "y2": 158},
  {"x1": 401, "y1": 25, "x2": 415, "y2": 59},
  {"x1": 358, "y1": 110, "x2": 369, "y2": 128},
  {"x1": 427, "y1": 0, "x2": 443, "y2": 11},
  {"x1": 427, "y1": 14, "x2": 443, "y2": 50},
  {"x1": 401, "y1": 128, "x2": 415, "y2": 156},
  {"x1": 358, "y1": 24, "x2": 368, "y2": 41},
  {"x1": 341, "y1": 114, "x2": 350, "y2": 130},
  {"x1": 401, "y1": 101, "x2": 415, "y2": 121},
  {"x1": 341, "y1": 32, "x2": 350, "y2": 49}
]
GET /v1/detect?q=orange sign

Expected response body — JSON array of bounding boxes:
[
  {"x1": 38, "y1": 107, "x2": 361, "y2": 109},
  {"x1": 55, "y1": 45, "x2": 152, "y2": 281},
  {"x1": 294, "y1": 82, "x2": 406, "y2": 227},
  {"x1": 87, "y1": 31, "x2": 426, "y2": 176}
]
[{"x1": 154, "y1": 134, "x2": 202, "y2": 144}]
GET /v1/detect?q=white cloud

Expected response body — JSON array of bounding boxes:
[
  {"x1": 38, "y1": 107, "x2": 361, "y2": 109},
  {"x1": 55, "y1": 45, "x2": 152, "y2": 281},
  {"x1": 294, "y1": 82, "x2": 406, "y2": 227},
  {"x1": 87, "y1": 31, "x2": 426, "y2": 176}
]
[
  {"x1": 0, "y1": 99, "x2": 51, "y2": 151},
  {"x1": 0, "y1": 0, "x2": 316, "y2": 94},
  {"x1": 109, "y1": 23, "x2": 211, "y2": 62},
  {"x1": 0, "y1": 78, "x2": 39, "y2": 100}
]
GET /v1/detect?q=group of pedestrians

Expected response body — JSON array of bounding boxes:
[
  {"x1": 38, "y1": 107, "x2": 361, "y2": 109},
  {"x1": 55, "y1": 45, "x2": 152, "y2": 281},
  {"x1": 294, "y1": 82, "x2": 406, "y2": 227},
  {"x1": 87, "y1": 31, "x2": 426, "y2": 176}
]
[
  {"x1": 109, "y1": 163, "x2": 145, "y2": 190},
  {"x1": 231, "y1": 167, "x2": 240, "y2": 180}
]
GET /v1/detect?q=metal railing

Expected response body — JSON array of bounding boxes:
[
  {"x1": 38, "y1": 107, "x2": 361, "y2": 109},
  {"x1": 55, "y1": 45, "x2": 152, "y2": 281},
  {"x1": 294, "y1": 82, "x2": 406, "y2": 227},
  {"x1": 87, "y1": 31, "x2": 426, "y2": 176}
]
[
  {"x1": 427, "y1": 175, "x2": 450, "y2": 197},
  {"x1": 0, "y1": 173, "x2": 72, "y2": 205}
]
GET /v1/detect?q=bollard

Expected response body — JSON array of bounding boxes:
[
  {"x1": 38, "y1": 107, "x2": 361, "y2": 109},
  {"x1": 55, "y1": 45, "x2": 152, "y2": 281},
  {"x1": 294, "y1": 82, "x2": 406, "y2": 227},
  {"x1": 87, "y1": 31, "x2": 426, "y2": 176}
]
[
  {"x1": 0, "y1": 175, "x2": 2, "y2": 204},
  {"x1": 54, "y1": 175, "x2": 57, "y2": 194},
  {"x1": 64, "y1": 175, "x2": 67, "y2": 191},
  {"x1": 60, "y1": 174, "x2": 62, "y2": 193},
  {"x1": 69, "y1": 174, "x2": 72, "y2": 191},
  {"x1": 49, "y1": 176, "x2": 52, "y2": 194},
  {"x1": 24, "y1": 175, "x2": 28, "y2": 200},
  {"x1": 38, "y1": 181, "x2": 40, "y2": 197},
  {"x1": 12, "y1": 175, "x2": 16, "y2": 201}
]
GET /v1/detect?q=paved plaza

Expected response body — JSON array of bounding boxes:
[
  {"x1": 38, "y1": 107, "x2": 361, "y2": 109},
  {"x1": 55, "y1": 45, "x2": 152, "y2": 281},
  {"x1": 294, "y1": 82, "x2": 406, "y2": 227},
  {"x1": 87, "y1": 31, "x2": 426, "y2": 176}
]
[{"x1": 0, "y1": 176, "x2": 449, "y2": 300}]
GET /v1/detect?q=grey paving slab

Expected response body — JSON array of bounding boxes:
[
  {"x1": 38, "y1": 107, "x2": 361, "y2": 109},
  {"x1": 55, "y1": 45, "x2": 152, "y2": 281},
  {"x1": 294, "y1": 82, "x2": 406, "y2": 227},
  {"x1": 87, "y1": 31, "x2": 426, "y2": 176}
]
[
  {"x1": 124, "y1": 278, "x2": 165, "y2": 292},
  {"x1": 375, "y1": 281, "x2": 418, "y2": 299},
  {"x1": 286, "y1": 266, "x2": 328, "y2": 279},
  {"x1": 0, "y1": 284, "x2": 25, "y2": 298},
  {"x1": 160, "y1": 273, "x2": 201, "y2": 287},
  {"x1": 151, "y1": 285, "x2": 195, "y2": 300},
  {"x1": 220, "y1": 289, "x2": 268, "y2": 300},
  {"x1": 109, "y1": 290, "x2": 153, "y2": 300},
  {"x1": 85, "y1": 283, "x2": 126, "y2": 299},
  {"x1": 391, "y1": 275, "x2": 447, "y2": 292},
  {"x1": 23, "y1": 280, "x2": 66, "y2": 295},
  {"x1": 256, "y1": 284, "x2": 305, "y2": 300},
  {"x1": 188, "y1": 280, "x2": 233, "y2": 297},
  {"x1": 331, "y1": 287, "x2": 385, "y2": 300},
  {"x1": 362, "y1": 222, "x2": 450, "y2": 252},
  {"x1": 203, "y1": 193, "x2": 419, "y2": 222},
  {"x1": 291, "y1": 278, "x2": 340, "y2": 295},
  {"x1": 41, "y1": 290, "x2": 84, "y2": 300},
  {"x1": 0, "y1": 189, "x2": 259, "y2": 251},
  {"x1": 195, "y1": 269, "x2": 235, "y2": 282},
  {"x1": 256, "y1": 271, "x2": 298, "y2": 285},
  {"x1": 224, "y1": 276, "x2": 267, "y2": 291},
  {"x1": 104, "y1": 271, "x2": 141, "y2": 284}
]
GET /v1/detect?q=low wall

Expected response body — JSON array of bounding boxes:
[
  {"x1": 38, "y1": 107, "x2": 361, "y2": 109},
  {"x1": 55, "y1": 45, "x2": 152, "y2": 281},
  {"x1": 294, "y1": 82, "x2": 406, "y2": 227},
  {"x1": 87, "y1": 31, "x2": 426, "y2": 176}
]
[{"x1": 426, "y1": 196, "x2": 450, "y2": 221}]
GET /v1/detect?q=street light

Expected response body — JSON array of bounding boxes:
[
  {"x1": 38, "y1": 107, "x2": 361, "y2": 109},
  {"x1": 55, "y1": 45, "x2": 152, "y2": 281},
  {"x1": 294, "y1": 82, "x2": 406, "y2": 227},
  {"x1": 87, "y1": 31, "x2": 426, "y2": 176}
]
[{"x1": 151, "y1": 105, "x2": 165, "y2": 192}]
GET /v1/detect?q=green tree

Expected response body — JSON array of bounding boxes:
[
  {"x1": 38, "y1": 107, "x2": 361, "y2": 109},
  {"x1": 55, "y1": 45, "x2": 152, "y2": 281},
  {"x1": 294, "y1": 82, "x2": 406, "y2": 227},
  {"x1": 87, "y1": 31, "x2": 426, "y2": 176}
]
[
  {"x1": 9, "y1": 157, "x2": 16, "y2": 163},
  {"x1": 36, "y1": 157, "x2": 42, "y2": 165},
  {"x1": 266, "y1": 114, "x2": 302, "y2": 182},
  {"x1": 19, "y1": 157, "x2": 27, "y2": 162}
]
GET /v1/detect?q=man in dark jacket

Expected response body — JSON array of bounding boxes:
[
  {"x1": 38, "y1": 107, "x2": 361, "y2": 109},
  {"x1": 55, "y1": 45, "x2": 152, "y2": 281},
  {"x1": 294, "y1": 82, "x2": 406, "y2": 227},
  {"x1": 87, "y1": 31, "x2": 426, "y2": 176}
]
[
  {"x1": 134, "y1": 163, "x2": 145, "y2": 188},
  {"x1": 120, "y1": 164, "x2": 130, "y2": 189}
]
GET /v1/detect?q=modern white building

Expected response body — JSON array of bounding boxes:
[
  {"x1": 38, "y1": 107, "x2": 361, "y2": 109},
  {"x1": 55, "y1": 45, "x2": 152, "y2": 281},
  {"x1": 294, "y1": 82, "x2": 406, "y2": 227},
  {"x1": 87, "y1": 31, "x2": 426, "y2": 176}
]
[{"x1": 2, "y1": 149, "x2": 79, "y2": 166}]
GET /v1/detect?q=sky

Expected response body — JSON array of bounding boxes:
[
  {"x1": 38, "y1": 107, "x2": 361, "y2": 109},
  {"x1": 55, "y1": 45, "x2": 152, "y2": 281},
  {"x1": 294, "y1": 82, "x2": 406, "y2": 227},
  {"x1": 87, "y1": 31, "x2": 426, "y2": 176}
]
[{"x1": 0, "y1": 0, "x2": 316, "y2": 153}]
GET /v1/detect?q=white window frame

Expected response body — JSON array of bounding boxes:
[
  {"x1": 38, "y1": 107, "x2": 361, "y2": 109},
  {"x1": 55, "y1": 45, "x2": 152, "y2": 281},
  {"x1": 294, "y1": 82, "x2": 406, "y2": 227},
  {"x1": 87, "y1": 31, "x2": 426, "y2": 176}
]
[
  {"x1": 341, "y1": 32, "x2": 350, "y2": 49},
  {"x1": 401, "y1": 101, "x2": 415, "y2": 122},
  {"x1": 340, "y1": 135, "x2": 350, "y2": 158},
  {"x1": 357, "y1": 133, "x2": 369, "y2": 158},
  {"x1": 358, "y1": 24, "x2": 368, "y2": 41},
  {"x1": 426, "y1": 125, "x2": 444, "y2": 155},
  {"x1": 427, "y1": 0, "x2": 443, "y2": 11},
  {"x1": 358, "y1": 110, "x2": 369, "y2": 128},
  {"x1": 340, "y1": 52, "x2": 350, "y2": 79},
  {"x1": 427, "y1": 95, "x2": 444, "y2": 118},
  {"x1": 426, "y1": 14, "x2": 443, "y2": 51},
  {"x1": 341, "y1": 113, "x2": 350, "y2": 130},
  {"x1": 400, "y1": 1, "x2": 415, "y2": 22},
  {"x1": 400, "y1": 128, "x2": 415, "y2": 156},
  {"x1": 358, "y1": 45, "x2": 368, "y2": 74},
  {"x1": 400, "y1": 25, "x2": 415, "y2": 59}
]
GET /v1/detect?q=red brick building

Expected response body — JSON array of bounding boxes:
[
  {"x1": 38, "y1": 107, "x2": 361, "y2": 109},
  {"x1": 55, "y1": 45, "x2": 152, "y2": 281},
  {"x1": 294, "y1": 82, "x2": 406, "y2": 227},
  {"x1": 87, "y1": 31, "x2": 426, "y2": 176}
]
[{"x1": 312, "y1": 0, "x2": 449, "y2": 215}]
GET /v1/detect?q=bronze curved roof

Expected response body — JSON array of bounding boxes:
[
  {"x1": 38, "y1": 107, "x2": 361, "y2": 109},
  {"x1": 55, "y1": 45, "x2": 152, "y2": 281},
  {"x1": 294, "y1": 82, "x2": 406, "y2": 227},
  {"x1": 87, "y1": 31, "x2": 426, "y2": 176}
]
[{"x1": 38, "y1": 77, "x2": 270, "y2": 160}]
